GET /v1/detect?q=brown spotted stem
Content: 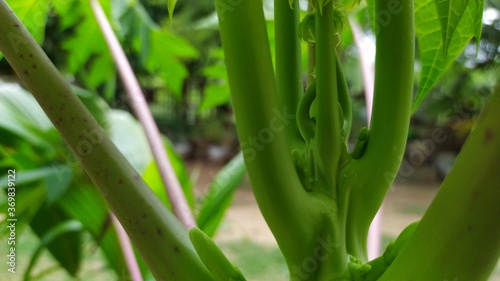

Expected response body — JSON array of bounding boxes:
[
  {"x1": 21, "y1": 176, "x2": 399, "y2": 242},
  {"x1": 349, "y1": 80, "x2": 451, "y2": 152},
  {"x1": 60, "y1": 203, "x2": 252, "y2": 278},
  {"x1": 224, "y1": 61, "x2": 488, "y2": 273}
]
[{"x1": 0, "y1": 1, "x2": 212, "y2": 279}]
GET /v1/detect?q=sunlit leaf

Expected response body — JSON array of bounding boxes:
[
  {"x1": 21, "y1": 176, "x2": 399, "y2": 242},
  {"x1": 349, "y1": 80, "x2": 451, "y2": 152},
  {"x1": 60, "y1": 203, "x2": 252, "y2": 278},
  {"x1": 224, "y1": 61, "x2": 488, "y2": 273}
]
[
  {"x1": 435, "y1": 0, "x2": 469, "y2": 54},
  {"x1": 200, "y1": 83, "x2": 231, "y2": 111},
  {"x1": 412, "y1": 0, "x2": 484, "y2": 111}
]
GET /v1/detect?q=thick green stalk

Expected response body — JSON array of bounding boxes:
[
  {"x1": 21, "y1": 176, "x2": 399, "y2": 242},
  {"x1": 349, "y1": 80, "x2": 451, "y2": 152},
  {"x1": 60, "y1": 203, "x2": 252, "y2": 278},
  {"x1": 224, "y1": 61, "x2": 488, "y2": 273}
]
[
  {"x1": 215, "y1": 0, "x2": 347, "y2": 278},
  {"x1": 275, "y1": 0, "x2": 303, "y2": 146},
  {"x1": 313, "y1": 1, "x2": 343, "y2": 195},
  {"x1": 0, "y1": 2, "x2": 212, "y2": 280},
  {"x1": 379, "y1": 86, "x2": 500, "y2": 280},
  {"x1": 343, "y1": 0, "x2": 414, "y2": 260}
]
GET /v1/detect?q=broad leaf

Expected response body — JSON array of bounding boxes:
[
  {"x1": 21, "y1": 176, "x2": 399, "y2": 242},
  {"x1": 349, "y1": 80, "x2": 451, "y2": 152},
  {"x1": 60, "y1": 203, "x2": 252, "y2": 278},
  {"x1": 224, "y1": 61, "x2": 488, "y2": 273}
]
[
  {"x1": 6, "y1": 0, "x2": 51, "y2": 43},
  {"x1": 0, "y1": 83, "x2": 53, "y2": 148},
  {"x1": 0, "y1": 183, "x2": 45, "y2": 239},
  {"x1": 29, "y1": 205, "x2": 82, "y2": 276},
  {"x1": 145, "y1": 29, "x2": 199, "y2": 97},
  {"x1": 413, "y1": 0, "x2": 484, "y2": 110},
  {"x1": 201, "y1": 49, "x2": 231, "y2": 110},
  {"x1": 24, "y1": 220, "x2": 83, "y2": 279},
  {"x1": 107, "y1": 110, "x2": 152, "y2": 173},
  {"x1": 196, "y1": 153, "x2": 246, "y2": 237}
]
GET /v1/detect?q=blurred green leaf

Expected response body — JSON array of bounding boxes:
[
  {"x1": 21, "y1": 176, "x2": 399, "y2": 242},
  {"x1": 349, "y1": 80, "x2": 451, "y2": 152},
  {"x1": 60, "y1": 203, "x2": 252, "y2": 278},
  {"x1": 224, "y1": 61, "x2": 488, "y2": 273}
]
[
  {"x1": 6, "y1": 0, "x2": 51, "y2": 43},
  {"x1": 200, "y1": 83, "x2": 231, "y2": 111},
  {"x1": 115, "y1": 0, "x2": 156, "y2": 63},
  {"x1": 146, "y1": 29, "x2": 199, "y2": 97},
  {"x1": 61, "y1": 1, "x2": 115, "y2": 94},
  {"x1": 0, "y1": 165, "x2": 73, "y2": 205},
  {"x1": 44, "y1": 165, "x2": 73, "y2": 204},
  {"x1": 197, "y1": 153, "x2": 246, "y2": 237},
  {"x1": 412, "y1": 0, "x2": 484, "y2": 111},
  {"x1": 0, "y1": 83, "x2": 53, "y2": 147},
  {"x1": 200, "y1": 49, "x2": 231, "y2": 110},
  {"x1": 29, "y1": 205, "x2": 82, "y2": 277},
  {"x1": 0, "y1": 183, "x2": 45, "y2": 239},
  {"x1": 107, "y1": 110, "x2": 152, "y2": 173}
]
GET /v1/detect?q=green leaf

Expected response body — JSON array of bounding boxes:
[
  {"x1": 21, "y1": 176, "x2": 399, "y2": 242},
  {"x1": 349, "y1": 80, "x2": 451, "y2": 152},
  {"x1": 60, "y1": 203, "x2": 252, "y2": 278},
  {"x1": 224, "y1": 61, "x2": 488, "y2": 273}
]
[
  {"x1": 0, "y1": 184, "x2": 45, "y2": 239},
  {"x1": 200, "y1": 49, "x2": 231, "y2": 110},
  {"x1": 200, "y1": 83, "x2": 231, "y2": 111},
  {"x1": 412, "y1": 0, "x2": 484, "y2": 111},
  {"x1": 44, "y1": 165, "x2": 73, "y2": 204},
  {"x1": 6, "y1": 0, "x2": 51, "y2": 43},
  {"x1": 61, "y1": 1, "x2": 112, "y2": 77},
  {"x1": 24, "y1": 220, "x2": 83, "y2": 280},
  {"x1": 435, "y1": 0, "x2": 470, "y2": 54},
  {"x1": 0, "y1": 83, "x2": 53, "y2": 147},
  {"x1": 196, "y1": 153, "x2": 246, "y2": 237},
  {"x1": 145, "y1": 29, "x2": 199, "y2": 97},
  {"x1": 29, "y1": 206, "x2": 82, "y2": 276}
]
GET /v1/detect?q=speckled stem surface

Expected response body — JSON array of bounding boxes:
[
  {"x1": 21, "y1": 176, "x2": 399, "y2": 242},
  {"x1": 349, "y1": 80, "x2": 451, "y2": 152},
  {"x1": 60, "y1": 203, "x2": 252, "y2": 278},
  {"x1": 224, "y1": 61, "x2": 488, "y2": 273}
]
[{"x1": 0, "y1": 1, "x2": 212, "y2": 280}]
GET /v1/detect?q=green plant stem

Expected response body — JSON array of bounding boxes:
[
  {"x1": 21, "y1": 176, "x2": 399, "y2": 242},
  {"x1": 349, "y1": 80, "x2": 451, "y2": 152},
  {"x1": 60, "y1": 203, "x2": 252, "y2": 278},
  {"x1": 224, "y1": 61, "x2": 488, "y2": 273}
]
[
  {"x1": 314, "y1": 1, "x2": 343, "y2": 196},
  {"x1": 379, "y1": 85, "x2": 500, "y2": 280},
  {"x1": 215, "y1": 0, "x2": 347, "y2": 278},
  {"x1": 342, "y1": 0, "x2": 414, "y2": 260},
  {"x1": 307, "y1": 4, "x2": 316, "y2": 87},
  {"x1": 0, "y1": 2, "x2": 212, "y2": 280},
  {"x1": 275, "y1": 0, "x2": 302, "y2": 146},
  {"x1": 89, "y1": 0, "x2": 196, "y2": 229}
]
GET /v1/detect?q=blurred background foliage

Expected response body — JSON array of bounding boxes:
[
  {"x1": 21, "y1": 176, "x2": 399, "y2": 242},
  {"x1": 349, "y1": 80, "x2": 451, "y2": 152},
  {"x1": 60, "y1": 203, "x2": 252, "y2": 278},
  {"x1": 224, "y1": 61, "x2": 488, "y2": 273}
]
[{"x1": 0, "y1": 0, "x2": 499, "y2": 280}]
